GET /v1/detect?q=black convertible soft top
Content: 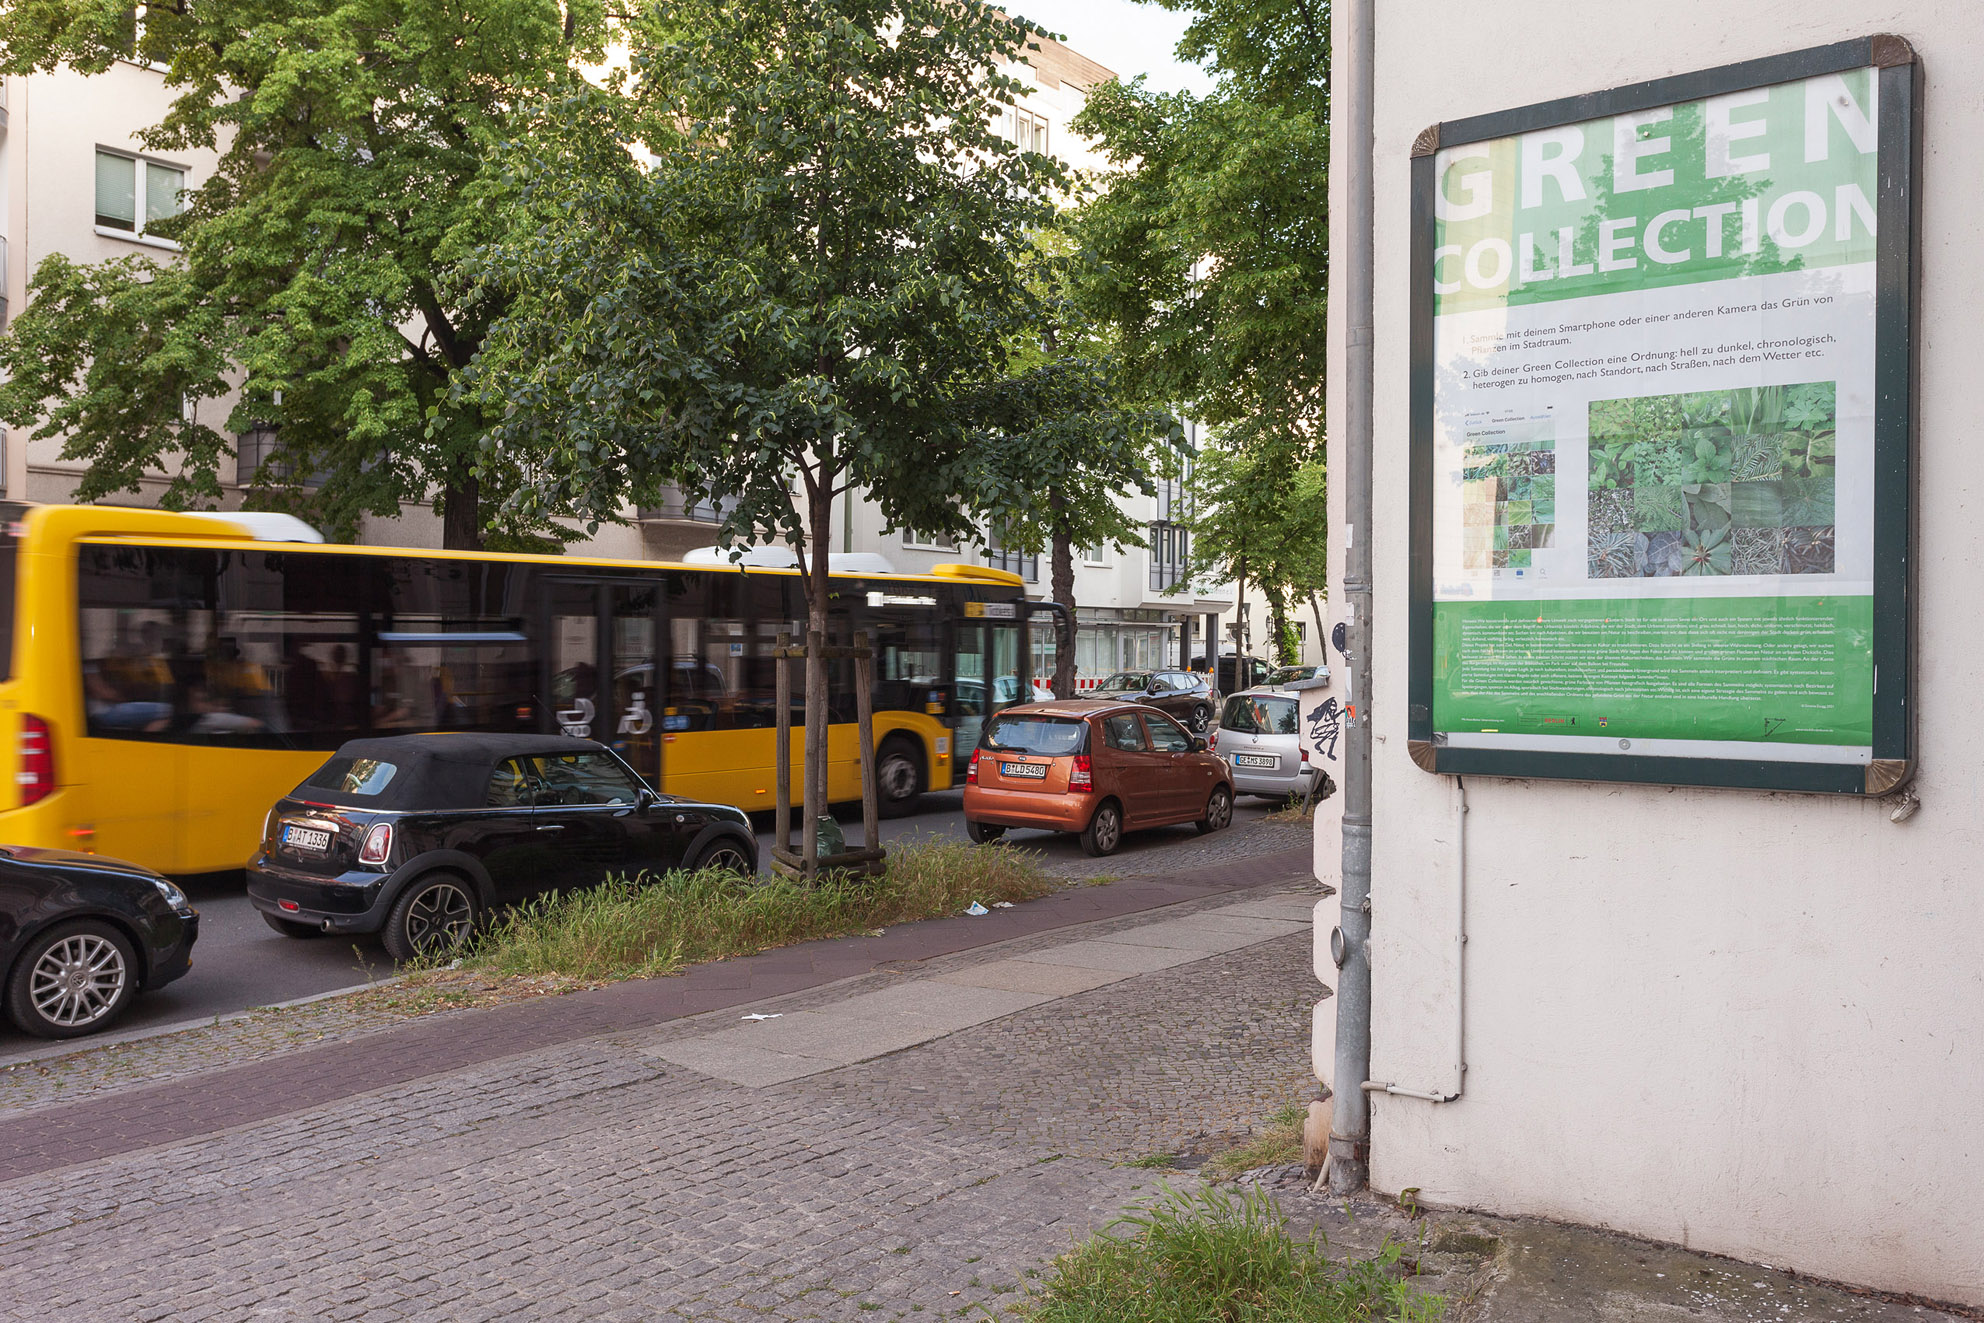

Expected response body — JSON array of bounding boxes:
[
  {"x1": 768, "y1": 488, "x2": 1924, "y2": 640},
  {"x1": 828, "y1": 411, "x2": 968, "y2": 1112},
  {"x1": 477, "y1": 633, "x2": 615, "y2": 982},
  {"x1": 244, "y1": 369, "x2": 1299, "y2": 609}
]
[{"x1": 290, "y1": 733, "x2": 620, "y2": 811}]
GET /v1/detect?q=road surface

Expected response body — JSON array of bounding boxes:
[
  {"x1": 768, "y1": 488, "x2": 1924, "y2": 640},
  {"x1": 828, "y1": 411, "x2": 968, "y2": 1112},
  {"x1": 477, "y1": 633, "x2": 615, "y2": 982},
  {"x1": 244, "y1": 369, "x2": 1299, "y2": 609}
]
[{"x1": 0, "y1": 790, "x2": 1281, "y2": 1059}]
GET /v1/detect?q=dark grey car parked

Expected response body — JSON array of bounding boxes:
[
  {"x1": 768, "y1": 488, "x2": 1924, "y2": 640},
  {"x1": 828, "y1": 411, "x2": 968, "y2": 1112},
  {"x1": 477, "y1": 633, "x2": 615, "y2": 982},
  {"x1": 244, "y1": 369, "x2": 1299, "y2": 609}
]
[
  {"x1": 246, "y1": 733, "x2": 757, "y2": 961},
  {"x1": 1087, "y1": 670, "x2": 1219, "y2": 734}
]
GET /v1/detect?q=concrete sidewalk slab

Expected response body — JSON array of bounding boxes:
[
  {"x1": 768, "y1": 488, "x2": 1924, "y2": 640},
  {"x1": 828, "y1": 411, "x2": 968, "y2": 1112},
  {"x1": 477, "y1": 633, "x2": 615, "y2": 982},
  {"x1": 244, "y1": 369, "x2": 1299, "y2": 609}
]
[
  {"x1": 933, "y1": 958, "x2": 1131, "y2": 996},
  {"x1": 1092, "y1": 913, "x2": 1307, "y2": 951},
  {"x1": 1031, "y1": 937, "x2": 1207, "y2": 972}
]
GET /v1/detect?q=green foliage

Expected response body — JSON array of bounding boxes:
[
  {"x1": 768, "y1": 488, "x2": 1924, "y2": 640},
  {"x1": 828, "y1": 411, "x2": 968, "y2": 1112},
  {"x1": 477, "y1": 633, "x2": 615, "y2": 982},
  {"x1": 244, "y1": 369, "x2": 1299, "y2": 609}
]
[
  {"x1": 470, "y1": 840, "x2": 1051, "y2": 981},
  {"x1": 467, "y1": 0, "x2": 1059, "y2": 564},
  {"x1": 1201, "y1": 1103, "x2": 1308, "y2": 1180},
  {"x1": 1781, "y1": 476, "x2": 1836, "y2": 526},
  {"x1": 0, "y1": 0, "x2": 610, "y2": 544},
  {"x1": 1678, "y1": 525, "x2": 1732, "y2": 576},
  {"x1": 1729, "y1": 480, "x2": 1785, "y2": 529},
  {"x1": 964, "y1": 226, "x2": 1182, "y2": 573},
  {"x1": 1631, "y1": 484, "x2": 1685, "y2": 533},
  {"x1": 1021, "y1": 1184, "x2": 1443, "y2": 1323},
  {"x1": 1588, "y1": 438, "x2": 1638, "y2": 489}
]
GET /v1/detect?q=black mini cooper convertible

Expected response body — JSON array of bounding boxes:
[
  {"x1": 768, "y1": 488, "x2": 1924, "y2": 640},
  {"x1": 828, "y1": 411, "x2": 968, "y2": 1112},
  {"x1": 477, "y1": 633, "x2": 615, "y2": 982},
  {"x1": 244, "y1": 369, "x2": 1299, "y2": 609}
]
[{"x1": 247, "y1": 734, "x2": 758, "y2": 961}]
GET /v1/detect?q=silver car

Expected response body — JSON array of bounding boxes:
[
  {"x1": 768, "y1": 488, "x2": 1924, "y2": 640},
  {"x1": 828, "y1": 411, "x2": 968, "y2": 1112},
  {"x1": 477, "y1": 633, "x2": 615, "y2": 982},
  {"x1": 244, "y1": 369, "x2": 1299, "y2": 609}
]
[{"x1": 1213, "y1": 688, "x2": 1317, "y2": 800}]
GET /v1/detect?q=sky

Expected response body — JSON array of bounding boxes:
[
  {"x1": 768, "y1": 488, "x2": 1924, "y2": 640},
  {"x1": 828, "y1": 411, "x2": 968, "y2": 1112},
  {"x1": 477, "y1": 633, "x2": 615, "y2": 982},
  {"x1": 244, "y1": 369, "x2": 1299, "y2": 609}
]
[{"x1": 1021, "y1": 0, "x2": 1216, "y2": 97}]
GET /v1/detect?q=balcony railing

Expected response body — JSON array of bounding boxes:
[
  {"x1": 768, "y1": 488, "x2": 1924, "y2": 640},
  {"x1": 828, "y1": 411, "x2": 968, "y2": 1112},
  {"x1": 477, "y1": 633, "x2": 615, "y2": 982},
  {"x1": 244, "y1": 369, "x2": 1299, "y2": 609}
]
[{"x1": 637, "y1": 486, "x2": 736, "y2": 524}]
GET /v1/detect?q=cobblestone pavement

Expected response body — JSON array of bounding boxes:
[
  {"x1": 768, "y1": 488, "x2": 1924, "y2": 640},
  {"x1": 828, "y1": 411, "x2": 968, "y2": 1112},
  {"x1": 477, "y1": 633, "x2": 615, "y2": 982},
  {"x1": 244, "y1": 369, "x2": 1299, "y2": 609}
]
[
  {"x1": 0, "y1": 817, "x2": 1313, "y2": 1118},
  {"x1": 0, "y1": 882, "x2": 1323, "y2": 1322}
]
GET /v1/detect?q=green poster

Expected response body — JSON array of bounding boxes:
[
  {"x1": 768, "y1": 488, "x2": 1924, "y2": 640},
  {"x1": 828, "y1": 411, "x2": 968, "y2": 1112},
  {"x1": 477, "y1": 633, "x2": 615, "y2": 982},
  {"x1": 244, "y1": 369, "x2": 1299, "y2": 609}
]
[{"x1": 1422, "y1": 61, "x2": 1894, "y2": 776}]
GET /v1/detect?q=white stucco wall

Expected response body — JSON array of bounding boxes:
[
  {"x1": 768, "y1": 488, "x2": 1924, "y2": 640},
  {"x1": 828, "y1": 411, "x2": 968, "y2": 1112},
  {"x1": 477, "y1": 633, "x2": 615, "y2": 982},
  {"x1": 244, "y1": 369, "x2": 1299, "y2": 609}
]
[{"x1": 1340, "y1": 2, "x2": 1984, "y2": 1305}]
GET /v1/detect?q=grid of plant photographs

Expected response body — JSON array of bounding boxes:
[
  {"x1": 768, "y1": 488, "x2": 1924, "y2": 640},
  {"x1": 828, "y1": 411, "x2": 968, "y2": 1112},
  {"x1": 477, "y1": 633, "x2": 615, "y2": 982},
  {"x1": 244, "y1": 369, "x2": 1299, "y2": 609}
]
[
  {"x1": 1460, "y1": 438, "x2": 1556, "y2": 571},
  {"x1": 1585, "y1": 382, "x2": 1836, "y2": 578}
]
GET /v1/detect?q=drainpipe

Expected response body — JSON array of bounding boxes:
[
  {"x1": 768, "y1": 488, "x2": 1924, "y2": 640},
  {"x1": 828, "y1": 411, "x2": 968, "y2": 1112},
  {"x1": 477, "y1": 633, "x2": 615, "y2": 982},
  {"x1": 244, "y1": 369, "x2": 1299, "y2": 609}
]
[{"x1": 1327, "y1": 0, "x2": 1376, "y2": 1195}]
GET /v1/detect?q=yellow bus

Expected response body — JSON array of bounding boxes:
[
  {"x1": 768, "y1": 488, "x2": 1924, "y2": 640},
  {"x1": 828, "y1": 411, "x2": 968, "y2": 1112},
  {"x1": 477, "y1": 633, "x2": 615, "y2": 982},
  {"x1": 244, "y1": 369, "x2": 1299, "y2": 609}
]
[{"x1": 0, "y1": 504, "x2": 1048, "y2": 876}]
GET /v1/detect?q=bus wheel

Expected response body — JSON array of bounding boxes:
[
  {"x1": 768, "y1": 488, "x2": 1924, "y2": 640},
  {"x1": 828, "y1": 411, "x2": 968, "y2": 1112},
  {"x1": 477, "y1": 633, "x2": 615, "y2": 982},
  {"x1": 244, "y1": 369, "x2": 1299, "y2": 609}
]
[
  {"x1": 262, "y1": 913, "x2": 325, "y2": 940},
  {"x1": 875, "y1": 738, "x2": 925, "y2": 819}
]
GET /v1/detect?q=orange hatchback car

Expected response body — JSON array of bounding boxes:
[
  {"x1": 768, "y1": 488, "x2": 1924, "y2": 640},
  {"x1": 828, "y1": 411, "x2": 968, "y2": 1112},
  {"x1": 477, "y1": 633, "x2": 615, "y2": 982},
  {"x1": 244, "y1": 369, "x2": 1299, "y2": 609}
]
[{"x1": 961, "y1": 700, "x2": 1234, "y2": 856}]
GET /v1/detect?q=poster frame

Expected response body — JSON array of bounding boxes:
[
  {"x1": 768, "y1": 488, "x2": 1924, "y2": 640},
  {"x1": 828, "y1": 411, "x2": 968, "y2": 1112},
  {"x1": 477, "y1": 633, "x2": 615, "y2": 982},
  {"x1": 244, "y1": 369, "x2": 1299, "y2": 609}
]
[{"x1": 1405, "y1": 35, "x2": 1918, "y2": 796}]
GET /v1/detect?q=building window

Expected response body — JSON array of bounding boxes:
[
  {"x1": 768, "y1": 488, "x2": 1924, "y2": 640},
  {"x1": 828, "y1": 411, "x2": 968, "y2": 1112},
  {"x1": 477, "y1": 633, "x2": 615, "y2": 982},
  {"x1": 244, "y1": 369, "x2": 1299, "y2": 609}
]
[
  {"x1": 1082, "y1": 544, "x2": 1107, "y2": 567},
  {"x1": 1149, "y1": 522, "x2": 1188, "y2": 593},
  {"x1": 984, "y1": 529, "x2": 1038, "y2": 583},
  {"x1": 95, "y1": 149, "x2": 185, "y2": 238},
  {"x1": 902, "y1": 528, "x2": 957, "y2": 552},
  {"x1": 1013, "y1": 108, "x2": 1050, "y2": 155}
]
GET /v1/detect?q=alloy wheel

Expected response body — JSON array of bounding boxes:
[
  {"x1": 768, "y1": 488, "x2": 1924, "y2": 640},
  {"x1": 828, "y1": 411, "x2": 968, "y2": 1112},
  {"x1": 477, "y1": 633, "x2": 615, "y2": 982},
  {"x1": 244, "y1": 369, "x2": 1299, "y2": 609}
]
[
  {"x1": 29, "y1": 932, "x2": 129, "y2": 1030},
  {"x1": 405, "y1": 881, "x2": 474, "y2": 954},
  {"x1": 699, "y1": 845, "x2": 753, "y2": 876},
  {"x1": 1093, "y1": 806, "x2": 1120, "y2": 852}
]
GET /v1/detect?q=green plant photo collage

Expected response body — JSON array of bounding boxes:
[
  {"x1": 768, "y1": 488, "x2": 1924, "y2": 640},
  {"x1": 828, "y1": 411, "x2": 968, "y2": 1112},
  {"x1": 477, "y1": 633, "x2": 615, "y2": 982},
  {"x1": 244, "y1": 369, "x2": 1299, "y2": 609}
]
[{"x1": 1585, "y1": 381, "x2": 1837, "y2": 579}]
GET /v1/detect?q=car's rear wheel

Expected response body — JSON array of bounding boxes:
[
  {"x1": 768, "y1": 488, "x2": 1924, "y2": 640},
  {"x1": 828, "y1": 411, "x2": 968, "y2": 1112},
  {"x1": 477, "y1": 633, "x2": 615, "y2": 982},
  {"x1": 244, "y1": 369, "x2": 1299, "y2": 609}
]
[
  {"x1": 1081, "y1": 800, "x2": 1124, "y2": 857},
  {"x1": 966, "y1": 819, "x2": 1006, "y2": 844},
  {"x1": 1196, "y1": 785, "x2": 1234, "y2": 834},
  {"x1": 382, "y1": 873, "x2": 478, "y2": 963},
  {"x1": 876, "y1": 737, "x2": 926, "y2": 819},
  {"x1": 261, "y1": 912, "x2": 325, "y2": 939},
  {"x1": 6, "y1": 920, "x2": 138, "y2": 1039},
  {"x1": 1189, "y1": 703, "x2": 1212, "y2": 734},
  {"x1": 691, "y1": 839, "x2": 755, "y2": 876}
]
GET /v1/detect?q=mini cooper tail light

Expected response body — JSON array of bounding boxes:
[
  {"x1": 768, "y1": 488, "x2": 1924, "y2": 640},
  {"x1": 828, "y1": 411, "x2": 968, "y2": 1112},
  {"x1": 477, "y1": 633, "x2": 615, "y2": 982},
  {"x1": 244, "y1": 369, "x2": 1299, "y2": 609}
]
[
  {"x1": 965, "y1": 748, "x2": 981, "y2": 785},
  {"x1": 358, "y1": 822, "x2": 393, "y2": 866},
  {"x1": 263, "y1": 807, "x2": 280, "y2": 844},
  {"x1": 1068, "y1": 754, "x2": 1094, "y2": 793},
  {"x1": 17, "y1": 715, "x2": 54, "y2": 806}
]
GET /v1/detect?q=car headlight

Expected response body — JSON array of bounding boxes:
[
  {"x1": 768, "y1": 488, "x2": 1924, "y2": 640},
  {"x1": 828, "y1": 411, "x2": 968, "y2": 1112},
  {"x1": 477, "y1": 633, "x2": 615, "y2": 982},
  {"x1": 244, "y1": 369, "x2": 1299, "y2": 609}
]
[{"x1": 151, "y1": 876, "x2": 190, "y2": 910}]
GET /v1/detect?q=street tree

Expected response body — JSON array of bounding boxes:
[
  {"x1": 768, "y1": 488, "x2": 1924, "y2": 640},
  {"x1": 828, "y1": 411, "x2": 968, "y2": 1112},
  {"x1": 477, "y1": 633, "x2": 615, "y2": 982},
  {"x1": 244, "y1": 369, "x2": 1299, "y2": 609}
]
[
  {"x1": 464, "y1": 0, "x2": 1063, "y2": 863},
  {"x1": 1180, "y1": 426, "x2": 1326, "y2": 667},
  {"x1": 966, "y1": 232, "x2": 1181, "y2": 697},
  {"x1": 1068, "y1": 0, "x2": 1329, "y2": 651},
  {"x1": 0, "y1": 0, "x2": 609, "y2": 546}
]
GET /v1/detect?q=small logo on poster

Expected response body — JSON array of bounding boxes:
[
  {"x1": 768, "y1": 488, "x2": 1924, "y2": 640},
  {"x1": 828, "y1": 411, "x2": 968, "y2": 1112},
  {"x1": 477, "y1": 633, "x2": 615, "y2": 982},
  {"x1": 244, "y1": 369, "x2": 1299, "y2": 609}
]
[{"x1": 1598, "y1": 717, "x2": 1609, "y2": 728}]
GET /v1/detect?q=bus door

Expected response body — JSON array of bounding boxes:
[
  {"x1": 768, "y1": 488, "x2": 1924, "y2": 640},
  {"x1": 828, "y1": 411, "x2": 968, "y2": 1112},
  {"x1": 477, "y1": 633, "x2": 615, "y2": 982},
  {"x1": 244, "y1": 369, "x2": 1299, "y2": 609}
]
[
  {"x1": 543, "y1": 579, "x2": 663, "y2": 784},
  {"x1": 952, "y1": 602, "x2": 1027, "y2": 754}
]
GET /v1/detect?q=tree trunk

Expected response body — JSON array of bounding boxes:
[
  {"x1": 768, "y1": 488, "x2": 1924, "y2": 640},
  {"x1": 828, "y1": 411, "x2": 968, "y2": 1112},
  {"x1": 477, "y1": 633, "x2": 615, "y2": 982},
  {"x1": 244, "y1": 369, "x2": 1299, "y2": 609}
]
[
  {"x1": 1050, "y1": 504, "x2": 1076, "y2": 699},
  {"x1": 802, "y1": 464, "x2": 834, "y2": 877},
  {"x1": 1309, "y1": 591, "x2": 1328, "y2": 663},
  {"x1": 442, "y1": 470, "x2": 483, "y2": 551},
  {"x1": 1233, "y1": 554, "x2": 1247, "y2": 685},
  {"x1": 1268, "y1": 585, "x2": 1293, "y2": 667}
]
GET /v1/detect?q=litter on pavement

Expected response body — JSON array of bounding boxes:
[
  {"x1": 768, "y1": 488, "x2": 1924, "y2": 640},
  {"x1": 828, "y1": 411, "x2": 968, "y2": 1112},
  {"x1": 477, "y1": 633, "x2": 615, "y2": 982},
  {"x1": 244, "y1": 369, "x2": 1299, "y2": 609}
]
[
  {"x1": 740, "y1": 1012, "x2": 784, "y2": 1021},
  {"x1": 964, "y1": 901, "x2": 990, "y2": 916}
]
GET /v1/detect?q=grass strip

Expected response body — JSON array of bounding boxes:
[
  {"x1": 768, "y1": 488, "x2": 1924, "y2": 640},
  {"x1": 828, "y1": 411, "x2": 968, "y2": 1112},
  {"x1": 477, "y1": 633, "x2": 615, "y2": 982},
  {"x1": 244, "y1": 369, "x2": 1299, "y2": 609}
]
[
  {"x1": 461, "y1": 839, "x2": 1053, "y2": 982},
  {"x1": 1202, "y1": 1103, "x2": 1308, "y2": 1180},
  {"x1": 1023, "y1": 1184, "x2": 1442, "y2": 1323}
]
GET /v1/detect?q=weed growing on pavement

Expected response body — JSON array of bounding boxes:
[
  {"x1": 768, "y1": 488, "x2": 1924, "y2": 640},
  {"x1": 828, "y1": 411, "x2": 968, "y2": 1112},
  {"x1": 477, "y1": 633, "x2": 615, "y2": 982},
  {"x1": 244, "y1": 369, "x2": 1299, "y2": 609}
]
[
  {"x1": 1203, "y1": 1103, "x2": 1309, "y2": 1180},
  {"x1": 1123, "y1": 1153, "x2": 1178, "y2": 1169},
  {"x1": 1021, "y1": 1184, "x2": 1443, "y2": 1323},
  {"x1": 465, "y1": 840, "x2": 1053, "y2": 982}
]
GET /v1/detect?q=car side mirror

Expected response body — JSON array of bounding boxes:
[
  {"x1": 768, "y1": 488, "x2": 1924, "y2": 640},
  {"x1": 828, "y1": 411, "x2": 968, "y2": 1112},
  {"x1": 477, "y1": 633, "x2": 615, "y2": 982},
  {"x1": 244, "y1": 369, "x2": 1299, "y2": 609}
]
[{"x1": 1191, "y1": 736, "x2": 1208, "y2": 753}]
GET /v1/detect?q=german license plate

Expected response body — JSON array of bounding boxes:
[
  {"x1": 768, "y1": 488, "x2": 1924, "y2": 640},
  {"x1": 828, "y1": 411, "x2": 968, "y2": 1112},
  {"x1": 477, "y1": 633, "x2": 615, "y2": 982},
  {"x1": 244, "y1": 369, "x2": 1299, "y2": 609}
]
[
  {"x1": 1235, "y1": 753, "x2": 1278, "y2": 769},
  {"x1": 283, "y1": 824, "x2": 332, "y2": 852},
  {"x1": 1000, "y1": 761, "x2": 1048, "y2": 779}
]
